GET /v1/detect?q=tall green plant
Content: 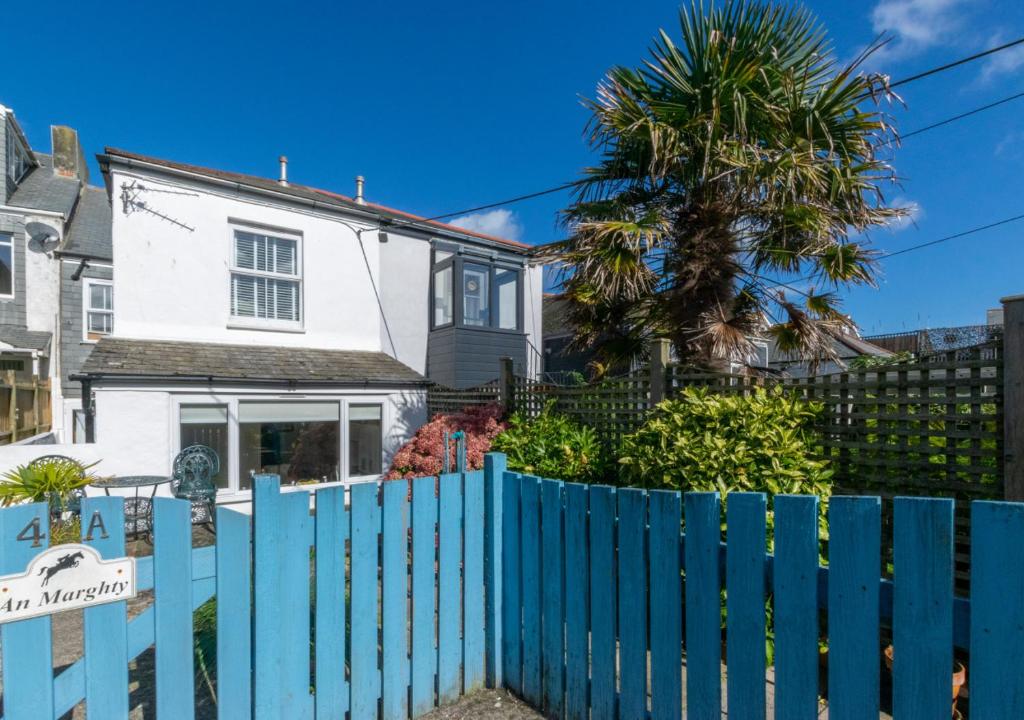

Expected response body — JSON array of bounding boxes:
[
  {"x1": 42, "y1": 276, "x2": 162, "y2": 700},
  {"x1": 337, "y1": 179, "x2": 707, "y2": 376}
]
[
  {"x1": 620, "y1": 387, "x2": 832, "y2": 539},
  {"x1": 0, "y1": 458, "x2": 98, "y2": 510},
  {"x1": 552, "y1": 0, "x2": 905, "y2": 375},
  {"x1": 492, "y1": 404, "x2": 608, "y2": 483}
]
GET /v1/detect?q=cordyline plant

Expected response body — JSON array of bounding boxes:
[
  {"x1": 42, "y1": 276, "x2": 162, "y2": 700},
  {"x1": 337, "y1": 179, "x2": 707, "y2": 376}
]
[{"x1": 547, "y1": 0, "x2": 906, "y2": 375}]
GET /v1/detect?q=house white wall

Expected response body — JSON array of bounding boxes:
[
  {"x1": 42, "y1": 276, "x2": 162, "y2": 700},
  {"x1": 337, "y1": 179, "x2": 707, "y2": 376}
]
[
  {"x1": 109, "y1": 166, "x2": 383, "y2": 351},
  {"x1": 379, "y1": 232, "x2": 431, "y2": 374}
]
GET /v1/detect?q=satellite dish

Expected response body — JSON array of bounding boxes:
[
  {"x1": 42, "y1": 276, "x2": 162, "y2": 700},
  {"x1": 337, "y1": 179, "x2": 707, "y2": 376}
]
[{"x1": 25, "y1": 221, "x2": 60, "y2": 253}]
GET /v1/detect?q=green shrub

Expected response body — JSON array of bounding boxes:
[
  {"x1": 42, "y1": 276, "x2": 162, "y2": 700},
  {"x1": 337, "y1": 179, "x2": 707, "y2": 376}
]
[
  {"x1": 620, "y1": 388, "x2": 832, "y2": 541},
  {"x1": 492, "y1": 403, "x2": 608, "y2": 483}
]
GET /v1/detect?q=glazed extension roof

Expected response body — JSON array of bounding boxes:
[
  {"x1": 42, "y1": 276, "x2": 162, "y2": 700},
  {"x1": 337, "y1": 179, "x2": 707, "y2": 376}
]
[
  {"x1": 99, "y1": 147, "x2": 531, "y2": 253},
  {"x1": 78, "y1": 337, "x2": 429, "y2": 387}
]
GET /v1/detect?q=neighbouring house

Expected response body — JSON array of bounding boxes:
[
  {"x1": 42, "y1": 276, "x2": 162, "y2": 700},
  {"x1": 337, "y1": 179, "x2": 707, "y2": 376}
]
[
  {"x1": 765, "y1": 330, "x2": 892, "y2": 377},
  {"x1": 0, "y1": 104, "x2": 111, "y2": 442},
  {"x1": 66, "y1": 149, "x2": 541, "y2": 499}
]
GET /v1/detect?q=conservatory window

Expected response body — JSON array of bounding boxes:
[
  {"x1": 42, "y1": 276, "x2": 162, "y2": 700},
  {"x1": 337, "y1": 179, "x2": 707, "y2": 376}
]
[
  {"x1": 238, "y1": 402, "x2": 339, "y2": 489},
  {"x1": 463, "y1": 263, "x2": 490, "y2": 327}
]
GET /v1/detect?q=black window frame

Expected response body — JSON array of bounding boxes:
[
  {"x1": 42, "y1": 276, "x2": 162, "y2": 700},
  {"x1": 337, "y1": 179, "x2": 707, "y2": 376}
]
[{"x1": 430, "y1": 245, "x2": 524, "y2": 333}]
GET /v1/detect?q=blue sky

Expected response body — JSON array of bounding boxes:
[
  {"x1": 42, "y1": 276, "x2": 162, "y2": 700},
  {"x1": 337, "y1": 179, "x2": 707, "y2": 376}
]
[{"x1": 3, "y1": 0, "x2": 1023, "y2": 334}]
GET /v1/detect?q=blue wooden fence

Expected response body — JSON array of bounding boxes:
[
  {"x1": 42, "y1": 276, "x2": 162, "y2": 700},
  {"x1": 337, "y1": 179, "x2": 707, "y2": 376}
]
[
  {"x1": 500, "y1": 470, "x2": 1024, "y2": 719},
  {"x1": 2, "y1": 453, "x2": 1024, "y2": 718}
]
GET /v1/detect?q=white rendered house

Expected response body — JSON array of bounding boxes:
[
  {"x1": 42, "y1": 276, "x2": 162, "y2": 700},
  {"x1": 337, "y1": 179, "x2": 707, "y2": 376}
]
[{"x1": 69, "y1": 149, "x2": 541, "y2": 499}]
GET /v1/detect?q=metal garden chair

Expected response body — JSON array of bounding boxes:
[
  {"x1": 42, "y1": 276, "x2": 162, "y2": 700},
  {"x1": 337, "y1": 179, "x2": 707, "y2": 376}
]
[{"x1": 171, "y1": 444, "x2": 219, "y2": 528}]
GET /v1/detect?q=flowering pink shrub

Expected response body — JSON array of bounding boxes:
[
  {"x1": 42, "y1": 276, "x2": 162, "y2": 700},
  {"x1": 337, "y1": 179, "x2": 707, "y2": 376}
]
[{"x1": 386, "y1": 404, "x2": 507, "y2": 480}]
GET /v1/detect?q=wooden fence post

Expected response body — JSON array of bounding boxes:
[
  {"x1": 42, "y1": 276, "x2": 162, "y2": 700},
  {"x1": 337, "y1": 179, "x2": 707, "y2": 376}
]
[
  {"x1": 1002, "y1": 295, "x2": 1024, "y2": 500},
  {"x1": 499, "y1": 357, "x2": 515, "y2": 413},
  {"x1": 649, "y1": 338, "x2": 670, "y2": 406},
  {"x1": 7, "y1": 370, "x2": 17, "y2": 443},
  {"x1": 484, "y1": 452, "x2": 506, "y2": 688}
]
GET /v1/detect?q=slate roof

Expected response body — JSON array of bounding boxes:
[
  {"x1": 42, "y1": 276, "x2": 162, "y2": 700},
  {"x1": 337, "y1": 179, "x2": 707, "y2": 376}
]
[
  {"x1": 0, "y1": 325, "x2": 52, "y2": 352},
  {"x1": 79, "y1": 337, "x2": 429, "y2": 386},
  {"x1": 7, "y1": 153, "x2": 81, "y2": 217},
  {"x1": 100, "y1": 148, "x2": 532, "y2": 253},
  {"x1": 62, "y1": 186, "x2": 112, "y2": 260}
]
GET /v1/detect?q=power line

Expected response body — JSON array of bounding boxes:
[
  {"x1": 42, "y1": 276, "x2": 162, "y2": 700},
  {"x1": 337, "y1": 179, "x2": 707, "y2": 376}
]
[
  {"x1": 414, "y1": 38, "x2": 1024, "y2": 227},
  {"x1": 901, "y1": 90, "x2": 1024, "y2": 140},
  {"x1": 763, "y1": 212, "x2": 1024, "y2": 291}
]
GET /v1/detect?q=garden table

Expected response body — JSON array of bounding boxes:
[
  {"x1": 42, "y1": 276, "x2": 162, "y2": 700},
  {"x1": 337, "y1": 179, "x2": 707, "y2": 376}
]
[{"x1": 89, "y1": 475, "x2": 172, "y2": 540}]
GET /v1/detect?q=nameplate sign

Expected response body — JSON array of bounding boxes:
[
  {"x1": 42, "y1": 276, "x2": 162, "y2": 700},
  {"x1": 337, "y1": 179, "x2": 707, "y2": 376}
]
[{"x1": 0, "y1": 544, "x2": 136, "y2": 623}]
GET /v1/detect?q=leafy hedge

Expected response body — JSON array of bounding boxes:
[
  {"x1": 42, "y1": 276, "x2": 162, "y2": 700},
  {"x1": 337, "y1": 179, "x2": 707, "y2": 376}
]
[
  {"x1": 619, "y1": 387, "x2": 832, "y2": 525},
  {"x1": 386, "y1": 404, "x2": 506, "y2": 479},
  {"x1": 491, "y1": 403, "x2": 608, "y2": 483}
]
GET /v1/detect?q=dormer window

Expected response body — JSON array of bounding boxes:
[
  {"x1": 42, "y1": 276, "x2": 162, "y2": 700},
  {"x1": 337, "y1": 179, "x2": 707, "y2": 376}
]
[
  {"x1": 430, "y1": 247, "x2": 522, "y2": 331},
  {"x1": 5, "y1": 133, "x2": 30, "y2": 184}
]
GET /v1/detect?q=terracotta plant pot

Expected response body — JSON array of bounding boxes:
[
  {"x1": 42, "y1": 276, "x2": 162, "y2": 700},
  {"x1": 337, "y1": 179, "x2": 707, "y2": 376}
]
[{"x1": 884, "y1": 645, "x2": 966, "y2": 713}]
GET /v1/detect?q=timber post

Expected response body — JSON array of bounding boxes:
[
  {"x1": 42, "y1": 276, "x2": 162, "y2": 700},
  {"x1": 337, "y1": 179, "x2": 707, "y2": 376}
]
[
  {"x1": 1002, "y1": 294, "x2": 1024, "y2": 500},
  {"x1": 649, "y1": 338, "x2": 671, "y2": 406},
  {"x1": 499, "y1": 357, "x2": 516, "y2": 414}
]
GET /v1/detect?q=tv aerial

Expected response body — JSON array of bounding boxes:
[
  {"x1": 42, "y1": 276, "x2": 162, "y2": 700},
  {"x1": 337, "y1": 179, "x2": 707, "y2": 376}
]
[
  {"x1": 119, "y1": 181, "x2": 197, "y2": 232},
  {"x1": 24, "y1": 221, "x2": 61, "y2": 253}
]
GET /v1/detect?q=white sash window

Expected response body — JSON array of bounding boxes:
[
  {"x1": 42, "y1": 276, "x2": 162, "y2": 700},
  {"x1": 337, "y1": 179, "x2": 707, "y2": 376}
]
[{"x1": 230, "y1": 229, "x2": 301, "y2": 324}]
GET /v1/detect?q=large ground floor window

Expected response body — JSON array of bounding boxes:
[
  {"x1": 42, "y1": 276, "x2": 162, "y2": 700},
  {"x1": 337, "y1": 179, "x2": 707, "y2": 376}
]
[{"x1": 174, "y1": 395, "x2": 388, "y2": 494}]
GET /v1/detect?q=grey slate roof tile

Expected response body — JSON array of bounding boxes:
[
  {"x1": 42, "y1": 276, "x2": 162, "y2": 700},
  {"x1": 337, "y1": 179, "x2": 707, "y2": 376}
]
[
  {"x1": 7, "y1": 154, "x2": 81, "y2": 217},
  {"x1": 62, "y1": 186, "x2": 112, "y2": 260},
  {"x1": 0, "y1": 325, "x2": 52, "y2": 352},
  {"x1": 80, "y1": 337, "x2": 428, "y2": 386}
]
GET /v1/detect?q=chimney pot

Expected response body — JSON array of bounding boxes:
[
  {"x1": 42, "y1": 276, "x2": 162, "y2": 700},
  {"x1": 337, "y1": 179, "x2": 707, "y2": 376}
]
[
  {"x1": 278, "y1": 156, "x2": 288, "y2": 186},
  {"x1": 355, "y1": 175, "x2": 366, "y2": 205}
]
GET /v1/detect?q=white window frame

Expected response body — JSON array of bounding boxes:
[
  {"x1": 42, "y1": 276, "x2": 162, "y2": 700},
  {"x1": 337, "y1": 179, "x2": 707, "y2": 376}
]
[
  {"x1": 171, "y1": 393, "x2": 389, "y2": 498},
  {"x1": 82, "y1": 279, "x2": 113, "y2": 342},
  {"x1": 6, "y1": 133, "x2": 30, "y2": 184},
  {"x1": 227, "y1": 223, "x2": 304, "y2": 331},
  {"x1": 0, "y1": 233, "x2": 13, "y2": 300}
]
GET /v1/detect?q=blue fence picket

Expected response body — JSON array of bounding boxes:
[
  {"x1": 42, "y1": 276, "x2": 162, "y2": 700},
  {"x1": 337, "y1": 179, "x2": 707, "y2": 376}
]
[
  {"x1": 541, "y1": 479, "x2": 564, "y2": 717},
  {"x1": 350, "y1": 481, "x2": 381, "y2": 720},
  {"x1": 725, "y1": 492, "x2": 767, "y2": 719},
  {"x1": 828, "y1": 496, "x2": 880, "y2": 720},
  {"x1": 280, "y1": 492, "x2": 313, "y2": 720},
  {"x1": 253, "y1": 474, "x2": 283, "y2": 719},
  {"x1": 484, "y1": 454, "x2": 506, "y2": 688},
  {"x1": 520, "y1": 476, "x2": 543, "y2": 706},
  {"x1": 411, "y1": 476, "x2": 438, "y2": 717},
  {"x1": 501, "y1": 472, "x2": 522, "y2": 696},
  {"x1": 383, "y1": 479, "x2": 410, "y2": 720},
  {"x1": 81, "y1": 497, "x2": 129, "y2": 719},
  {"x1": 648, "y1": 490, "x2": 682, "y2": 720},
  {"x1": 0, "y1": 502, "x2": 54, "y2": 720},
  {"x1": 314, "y1": 487, "x2": 348, "y2": 719},
  {"x1": 684, "y1": 492, "x2": 722, "y2": 720},
  {"x1": 589, "y1": 485, "x2": 616, "y2": 720},
  {"x1": 564, "y1": 482, "x2": 589, "y2": 720},
  {"x1": 970, "y1": 500, "x2": 1024, "y2": 717},
  {"x1": 463, "y1": 470, "x2": 486, "y2": 691},
  {"x1": 216, "y1": 506, "x2": 253, "y2": 720},
  {"x1": 617, "y1": 487, "x2": 648, "y2": 720},
  {"x1": 772, "y1": 494, "x2": 819, "y2": 720},
  {"x1": 438, "y1": 473, "x2": 463, "y2": 703},
  {"x1": 154, "y1": 497, "x2": 195, "y2": 719},
  {"x1": 892, "y1": 497, "x2": 954, "y2": 720}
]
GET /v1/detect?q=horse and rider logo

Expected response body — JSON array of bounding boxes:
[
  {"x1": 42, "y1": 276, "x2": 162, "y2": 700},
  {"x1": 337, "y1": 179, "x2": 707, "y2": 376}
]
[{"x1": 37, "y1": 551, "x2": 85, "y2": 587}]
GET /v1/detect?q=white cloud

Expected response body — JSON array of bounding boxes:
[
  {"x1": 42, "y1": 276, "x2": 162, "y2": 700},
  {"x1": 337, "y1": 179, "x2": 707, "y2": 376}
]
[
  {"x1": 888, "y1": 196, "x2": 925, "y2": 231},
  {"x1": 980, "y1": 41, "x2": 1024, "y2": 83},
  {"x1": 869, "y1": 0, "x2": 967, "y2": 59},
  {"x1": 448, "y1": 208, "x2": 524, "y2": 242}
]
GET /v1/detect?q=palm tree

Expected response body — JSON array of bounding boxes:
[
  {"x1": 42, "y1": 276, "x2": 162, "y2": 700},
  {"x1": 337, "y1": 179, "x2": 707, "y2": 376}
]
[{"x1": 552, "y1": 0, "x2": 905, "y2": 375}]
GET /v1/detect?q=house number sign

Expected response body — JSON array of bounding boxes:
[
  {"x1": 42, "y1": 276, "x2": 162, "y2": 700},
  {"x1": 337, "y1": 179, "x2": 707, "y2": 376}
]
[{"x1": 0, "y1": 541, "x2": 136, "y2": 624}]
